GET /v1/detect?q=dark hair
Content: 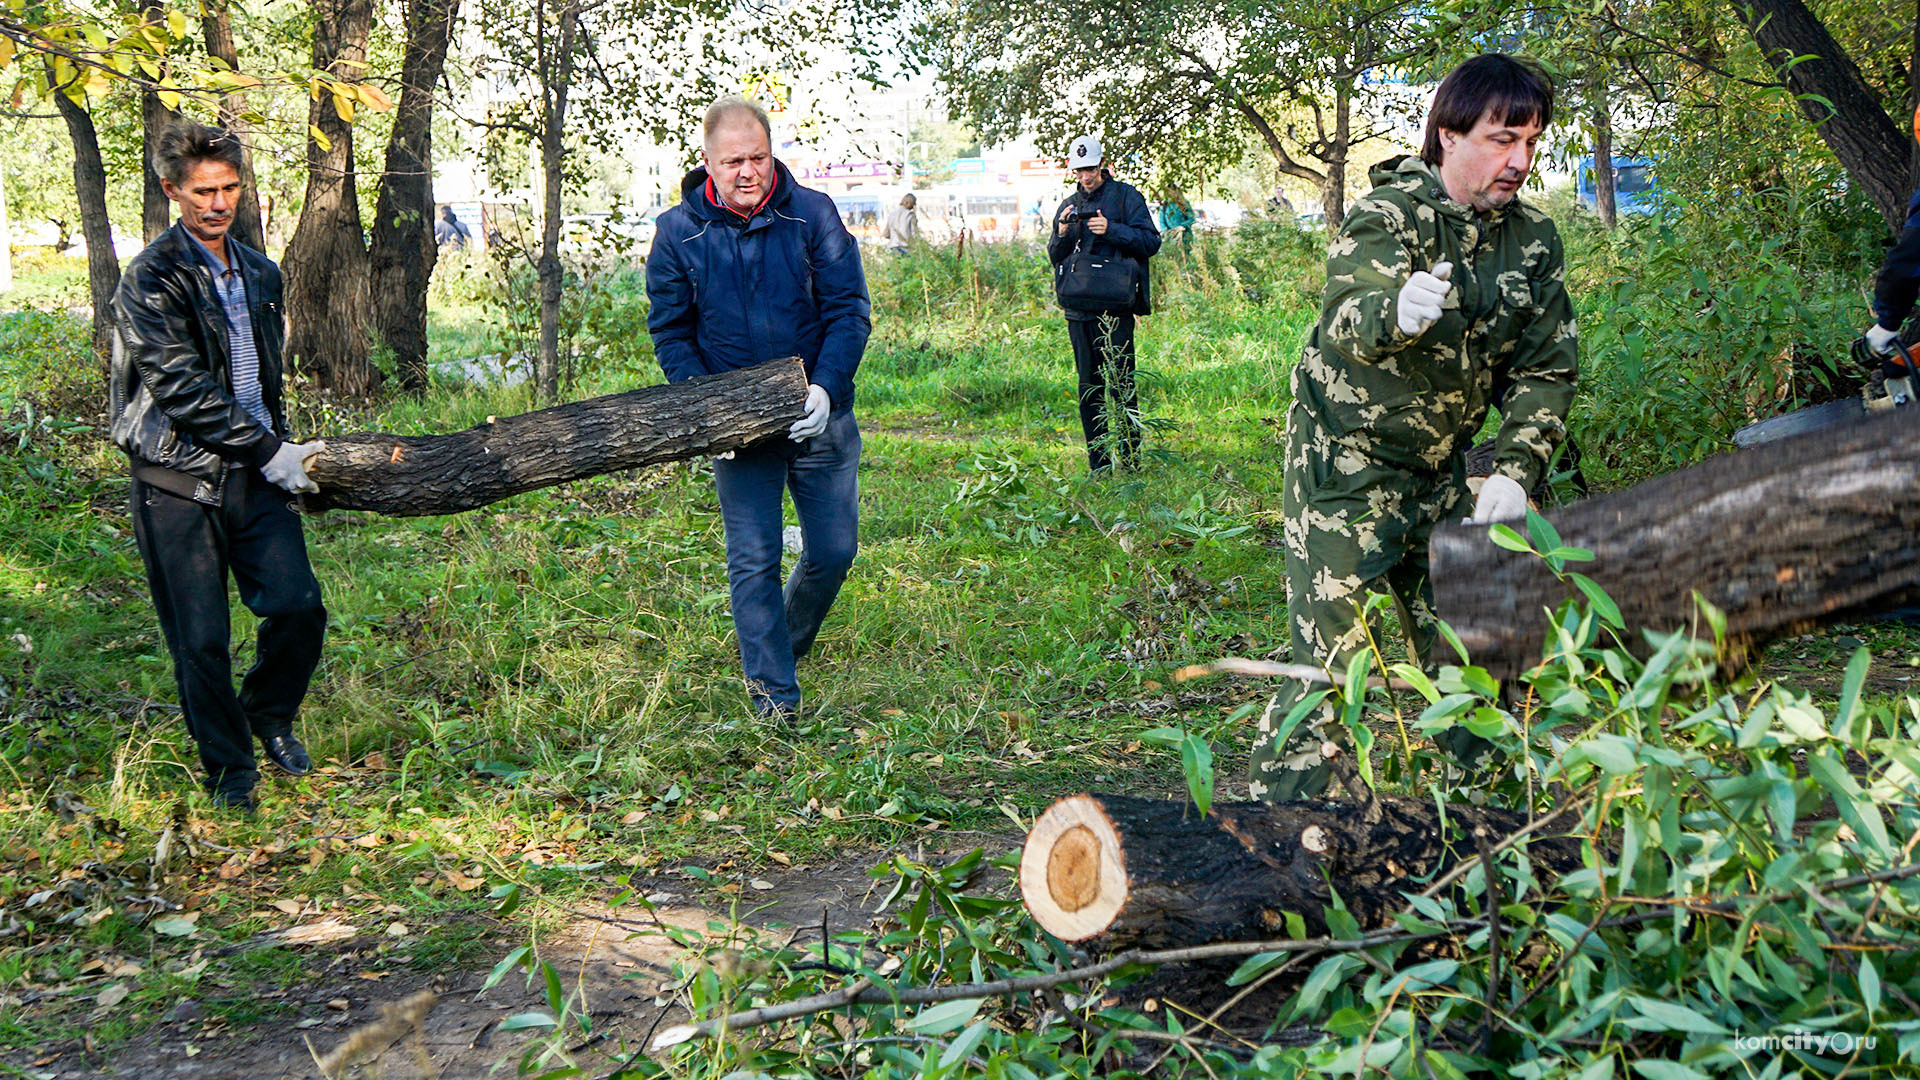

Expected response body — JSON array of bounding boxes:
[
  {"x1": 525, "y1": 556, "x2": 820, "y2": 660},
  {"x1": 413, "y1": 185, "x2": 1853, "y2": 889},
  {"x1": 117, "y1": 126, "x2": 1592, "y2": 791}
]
[
  {"x1": 152, "y1": 121, "x2": 245, "y2": 187},
  {"x1": 1420, "y1": 54, "x2": 1554, "y2": 166}
]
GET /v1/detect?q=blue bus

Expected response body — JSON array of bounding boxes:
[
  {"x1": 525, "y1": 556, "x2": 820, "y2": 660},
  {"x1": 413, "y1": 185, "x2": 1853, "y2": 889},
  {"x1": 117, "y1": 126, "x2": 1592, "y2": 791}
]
[{"x1": 1577, "y1": 157, "x2": 1660, "y2": 214}]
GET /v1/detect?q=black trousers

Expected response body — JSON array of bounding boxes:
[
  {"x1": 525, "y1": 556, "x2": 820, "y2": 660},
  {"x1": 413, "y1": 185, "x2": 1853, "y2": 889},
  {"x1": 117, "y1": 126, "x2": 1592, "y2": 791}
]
[
  {"x1": 1067, "y1": 313, "x2": 1140, "y2": 470},
  {"x1": 131, "y1": 468, "x2": 326, "y2": 797}
]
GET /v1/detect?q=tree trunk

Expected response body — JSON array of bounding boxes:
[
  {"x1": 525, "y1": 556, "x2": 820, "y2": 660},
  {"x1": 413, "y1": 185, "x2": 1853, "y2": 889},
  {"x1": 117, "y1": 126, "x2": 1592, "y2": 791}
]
[
  {"x1": 0, "y1": 163, "x2": 11, "y2": 294},
  {"x1": 283, "y1": 0, "x2": 378, "y2": 399},
  {"x1": 50, "y1": 78, "x2": 120, "y2": 359},
  {"x1": 141, "y1": 91, "x2": 175, "y2": 242},
  {"x1": 203, "y1": 0, "x2": 264, "y2": 252},
  {"x1": 1320, "y1": 79, "x2": 1350, "y2": 231},
  {"x1": 1430, "y1": 404, "x2": 1920, "y2": 679},
  {"x1": 139, "y1": 6, "x2": 178, "y2": 247},
  {"x1": 1019, "y1": 794, "x2": 1579, "y2": 949},
  {"x1": 306, "y1": 358, "x2": 808, "y2": 515},
  {"x1": 1591, "y1": 76, "x2": 1617, "y2": 230},
  {"x1": 371, "y1": 0, "x2": 462, "y2": 395},
  {"x1": 534, "y1": 0, "x2": 582, "y2": 403},
  {"x1": 1733, "y1": 0, "x2": 1909, "y2": 230}
]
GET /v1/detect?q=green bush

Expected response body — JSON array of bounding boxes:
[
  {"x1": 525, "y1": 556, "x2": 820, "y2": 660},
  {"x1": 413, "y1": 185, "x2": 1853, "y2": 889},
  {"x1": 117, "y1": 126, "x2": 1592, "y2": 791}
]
[
  {"x1": 1565, "y1": 187, "x2": 1878, "y2": 488},
  {"x1": 633, "y1": 535, "x2": 1920, "y2": 1080}
]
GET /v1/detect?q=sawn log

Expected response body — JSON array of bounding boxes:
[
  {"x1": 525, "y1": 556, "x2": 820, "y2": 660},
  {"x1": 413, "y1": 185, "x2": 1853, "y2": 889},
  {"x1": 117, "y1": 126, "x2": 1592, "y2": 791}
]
[
  {"x1": 306, "y1": 358, "x2": 809, "y2": 516},
  {"x1": 1430, "y1": 405, "x2": 1920, "y2": 678},
  {"x1": 1018, "y1": 793, "x2": 1578, "y2": 949}
]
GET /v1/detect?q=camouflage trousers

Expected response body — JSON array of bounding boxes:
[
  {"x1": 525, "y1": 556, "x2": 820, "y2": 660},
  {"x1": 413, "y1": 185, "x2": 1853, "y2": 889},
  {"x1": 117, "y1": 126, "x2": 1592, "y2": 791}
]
[{"x1": 1248, "y1": 408, "x2": 1482, "y2": 802}]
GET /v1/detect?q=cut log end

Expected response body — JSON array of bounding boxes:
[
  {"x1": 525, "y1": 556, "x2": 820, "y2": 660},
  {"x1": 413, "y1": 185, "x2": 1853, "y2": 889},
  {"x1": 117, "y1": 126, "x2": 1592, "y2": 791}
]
[{"x1": 1020, "y1": 795, "x2": 1129, "y2": 942}]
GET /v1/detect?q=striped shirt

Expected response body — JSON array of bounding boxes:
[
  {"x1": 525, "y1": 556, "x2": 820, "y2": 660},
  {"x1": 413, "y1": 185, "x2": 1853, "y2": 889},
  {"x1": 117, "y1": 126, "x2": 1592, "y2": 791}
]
[{"x1": 185, "y1": 229, "x2": 271, "y2": 431}]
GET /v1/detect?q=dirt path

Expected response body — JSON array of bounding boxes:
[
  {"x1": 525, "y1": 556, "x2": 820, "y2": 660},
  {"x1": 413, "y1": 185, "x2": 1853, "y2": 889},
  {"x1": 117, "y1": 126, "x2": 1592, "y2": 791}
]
[{"x1": 20, "y1": 857, "x2": 916, "y2": 1080}]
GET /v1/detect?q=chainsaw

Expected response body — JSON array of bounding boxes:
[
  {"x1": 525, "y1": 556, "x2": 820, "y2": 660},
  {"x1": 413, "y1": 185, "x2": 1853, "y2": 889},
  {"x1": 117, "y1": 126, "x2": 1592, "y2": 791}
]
[
  {"x1": 1863, "y1": 334, "x2": 1920, "y2": 410},
  {"x1": 1731, "y1": 334, "x2": 1920, "y2": 448}
]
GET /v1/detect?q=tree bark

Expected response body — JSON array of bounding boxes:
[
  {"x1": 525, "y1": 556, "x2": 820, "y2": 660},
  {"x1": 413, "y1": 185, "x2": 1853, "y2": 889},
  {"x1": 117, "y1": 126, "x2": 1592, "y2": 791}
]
[
  {"x1": 283, "y1": 0, "x2": 378, "y2": 399},
  {"x1": 1733, "y1": 0, "x2": 1909, "y2": 230},
  {"x1": 203, "y1": 0, "x2": 264, "y2": 252},
  {"x1": 1591, "y1": 76, "x2": 1617, "y2": 230},
  {"x1": 49, "y1": 76, "x2": 120, "y2": 359},
  {"x1": 1431, "y1": 405, "x2": 1920, "y2": 679},
  {"x1": 1019, "y1": 794, "x2": 1579, "y2": 949},
  {"x1": 139, "y1": 5, "x2": 178, "y2": 246},
  {"x1": 306, "y1": 358, "x2": 808, "y2": 516},
  {"x1": 371, "y1": 0, "x2": 462, "y2": 395},
  {"x1": 534, "y1": 0, "x2": 583, "y2": 403},
  {"x1": 1320, "y1": 79, "x2": 1350, "y2": 230}
]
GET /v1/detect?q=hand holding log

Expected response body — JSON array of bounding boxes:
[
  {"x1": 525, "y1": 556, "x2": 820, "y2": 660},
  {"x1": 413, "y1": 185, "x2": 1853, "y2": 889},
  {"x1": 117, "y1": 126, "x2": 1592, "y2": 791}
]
[{"x1": 304, "y1": 358, "x2": 809, "y2": 516}]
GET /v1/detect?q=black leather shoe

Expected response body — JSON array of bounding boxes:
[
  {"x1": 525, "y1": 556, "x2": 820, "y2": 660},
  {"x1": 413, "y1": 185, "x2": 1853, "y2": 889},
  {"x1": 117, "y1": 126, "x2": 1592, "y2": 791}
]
[
  {"x1": 211, "y1": 787, "x2": 258, "y2": 813},
  {"x1": 261, "y1": 733, "x2": 312, "y2": 776}
]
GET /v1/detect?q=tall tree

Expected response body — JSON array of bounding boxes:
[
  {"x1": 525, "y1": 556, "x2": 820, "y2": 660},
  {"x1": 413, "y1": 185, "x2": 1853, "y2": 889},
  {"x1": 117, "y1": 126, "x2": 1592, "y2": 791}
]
[
  {"x1": 532, "y1": 0, "x2": 584, "y2": 403},
  {"x1": 283, "y1": 0, "x2": 378, "y2": 398},
  {"x1": 48, "y1": 67, "x2": 121, "y2": 358},
  {"x1": 138, "y1": 2, "x2": 178, "y2": 242},
  {"x1": 201, "y1": 0, "x2": 265, "y2": 250},
  {"x1": 471, "y1": 0, "x2": 885, "y2": 401},
  {"x1": 1733, "y1": 0, "x2": 1909, "y2": 230},
  {"x1": 918, "y1": 0, "x2": 1419, "y2": 229},
  {"x1": 370, "y1": 0, "x2": 461, "y2": 394}
]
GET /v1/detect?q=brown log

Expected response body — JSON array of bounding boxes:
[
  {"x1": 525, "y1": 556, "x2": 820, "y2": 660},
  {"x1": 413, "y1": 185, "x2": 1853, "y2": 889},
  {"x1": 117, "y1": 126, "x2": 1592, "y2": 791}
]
[
  {"x1": 1019, "y1": 794, "x2": 1578, "y2": 949},
  {"x1": 1431, "y1": 406, "x2": 1920, "y2": 679},
  {"x1": 306, "y1": 358, "x2": 808, "y2": 516}
]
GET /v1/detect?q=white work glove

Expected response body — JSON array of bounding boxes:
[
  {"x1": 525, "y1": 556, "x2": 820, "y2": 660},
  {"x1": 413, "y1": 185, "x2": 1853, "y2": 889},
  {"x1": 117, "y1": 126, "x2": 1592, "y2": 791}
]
[
  {"x1": 789, "y1": 384, "x2": 831, "y2": 441},
  {"x1": 1866, "y1": 323, "x2": 1901, "y2": 357},
  {"x1": 1466, "y1": 473, "x2": 1528, "y2": 524},
  {"x1": 714, "y1": 450, "x2": 735, "y2": 461},
  {"x1": 262, "y1": 439, "x2": 323, "y2": 495},
  {"x1": 1395, "y1": 260, "x2": 1454, "y2": 338}
]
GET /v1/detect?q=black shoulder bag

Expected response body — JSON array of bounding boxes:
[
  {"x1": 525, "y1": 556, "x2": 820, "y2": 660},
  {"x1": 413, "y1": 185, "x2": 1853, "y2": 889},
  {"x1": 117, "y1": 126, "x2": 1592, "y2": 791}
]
[{"x1": 1054, "y1": 210, "x2": 1139, "y2": 313}]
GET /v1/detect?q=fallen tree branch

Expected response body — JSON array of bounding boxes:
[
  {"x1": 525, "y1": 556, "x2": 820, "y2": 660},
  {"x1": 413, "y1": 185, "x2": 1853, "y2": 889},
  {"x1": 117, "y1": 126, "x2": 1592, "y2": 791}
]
[
  {"x1": 650, "y1": 860, "x2": 1920, "y2": 1052},
  {"x1": 1171, "y1": 657, "x2": 1419, "y2": 691},
  {"x1": 307, "y1": 358, "x2": 807, "y2": 516}
]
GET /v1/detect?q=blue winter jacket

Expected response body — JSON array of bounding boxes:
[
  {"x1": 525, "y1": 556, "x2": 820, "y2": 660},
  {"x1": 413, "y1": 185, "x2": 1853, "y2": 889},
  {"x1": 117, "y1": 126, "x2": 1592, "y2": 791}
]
[{"x1": 646, "y1": 160, "x2": 871, "y2": 407}]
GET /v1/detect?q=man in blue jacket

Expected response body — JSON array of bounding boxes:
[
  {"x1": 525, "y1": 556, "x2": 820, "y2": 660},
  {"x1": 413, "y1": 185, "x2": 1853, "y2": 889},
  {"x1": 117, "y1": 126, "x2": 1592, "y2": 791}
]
[
  {"x1": 646, "y1": 96, "x2": 871, "y2": 720},
  {"x1": 1048, "y1": 136, "x2": 1160, "y2": 472}
]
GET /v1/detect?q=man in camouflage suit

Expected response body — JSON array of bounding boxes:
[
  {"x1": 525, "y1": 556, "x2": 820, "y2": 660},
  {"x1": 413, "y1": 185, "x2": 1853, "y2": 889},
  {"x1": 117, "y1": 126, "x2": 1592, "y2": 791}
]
[{"x1": 1250, "y1": 54, "x2": 1578, "y2": 802}]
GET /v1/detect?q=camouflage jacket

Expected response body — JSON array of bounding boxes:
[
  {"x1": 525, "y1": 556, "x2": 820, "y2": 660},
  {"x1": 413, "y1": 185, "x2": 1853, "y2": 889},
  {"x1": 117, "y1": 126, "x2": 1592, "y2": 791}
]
[{"x1": 1292, "y1": 155, "x2": 1577, "y2": 489}]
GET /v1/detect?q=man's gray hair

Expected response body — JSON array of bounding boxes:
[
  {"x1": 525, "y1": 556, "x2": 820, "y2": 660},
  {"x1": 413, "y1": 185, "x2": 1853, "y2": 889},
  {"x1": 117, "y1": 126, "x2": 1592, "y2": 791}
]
[
  {"x1": 152, "y1": 121, "x2": 245, "y2": 187},
  {"x1": 703, "y1": 96, "x2": 771, "y2": 146}
]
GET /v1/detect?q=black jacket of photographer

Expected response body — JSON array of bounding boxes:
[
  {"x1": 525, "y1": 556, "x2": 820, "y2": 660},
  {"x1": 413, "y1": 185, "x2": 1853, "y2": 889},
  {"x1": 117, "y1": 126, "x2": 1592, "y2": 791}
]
[
  {"x1": 1047, "y1": 173, "x2": 1161, "y2": 321},
  {"x1": 109, "y1": 223, "x2": 289, "y2": 506}
]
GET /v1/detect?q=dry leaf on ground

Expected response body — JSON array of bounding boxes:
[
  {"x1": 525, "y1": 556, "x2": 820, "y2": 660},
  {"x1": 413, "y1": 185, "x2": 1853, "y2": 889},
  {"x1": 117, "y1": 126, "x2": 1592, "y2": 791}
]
[{"x1": 278, "y1": 920, "x2": 357, "y2": 947}]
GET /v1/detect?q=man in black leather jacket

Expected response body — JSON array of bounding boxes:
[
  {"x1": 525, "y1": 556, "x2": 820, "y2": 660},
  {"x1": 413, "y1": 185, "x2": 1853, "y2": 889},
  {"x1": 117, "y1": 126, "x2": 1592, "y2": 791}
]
[{"x1": 110, "y1": 122, "x2": 328, "y2": 812}]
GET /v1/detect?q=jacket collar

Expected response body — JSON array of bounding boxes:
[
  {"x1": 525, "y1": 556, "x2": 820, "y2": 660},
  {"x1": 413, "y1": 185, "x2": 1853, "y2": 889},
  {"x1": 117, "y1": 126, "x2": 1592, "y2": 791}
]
[
  {"x1": 1371, "y1": 154, "x2": 1511, "y2": 225},
  {"x1": 164, "y1": 221, "x2": 264, "y2": 277},
  {"x1": 678, "y1": 159, "x2": 799, "y2": 225}
]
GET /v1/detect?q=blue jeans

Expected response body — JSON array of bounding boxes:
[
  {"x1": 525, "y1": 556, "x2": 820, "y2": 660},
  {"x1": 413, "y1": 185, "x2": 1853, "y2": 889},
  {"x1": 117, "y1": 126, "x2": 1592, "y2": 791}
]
[{"x1": 712, "y1": 406, "x2": 861, "y2": 713}]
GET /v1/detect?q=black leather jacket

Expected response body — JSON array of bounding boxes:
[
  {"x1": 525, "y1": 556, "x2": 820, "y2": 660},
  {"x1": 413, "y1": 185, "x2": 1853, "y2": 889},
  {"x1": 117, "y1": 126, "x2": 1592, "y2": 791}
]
[{"x1": 109, "y1": 223, "x2": 288, "y2": 504}]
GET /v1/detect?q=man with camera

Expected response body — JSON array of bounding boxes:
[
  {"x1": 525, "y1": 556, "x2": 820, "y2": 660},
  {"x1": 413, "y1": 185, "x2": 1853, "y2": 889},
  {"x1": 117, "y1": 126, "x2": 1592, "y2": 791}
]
[{"x1": 1047, "y1": 136, "x2": 1160, "y2": 472}]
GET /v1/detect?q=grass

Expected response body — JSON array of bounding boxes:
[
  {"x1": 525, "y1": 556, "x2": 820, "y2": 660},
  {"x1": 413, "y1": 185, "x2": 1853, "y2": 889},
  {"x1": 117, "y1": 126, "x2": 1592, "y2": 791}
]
[{"x1": 0, "y1": 216, "x2": 1908, "y2": 1062}]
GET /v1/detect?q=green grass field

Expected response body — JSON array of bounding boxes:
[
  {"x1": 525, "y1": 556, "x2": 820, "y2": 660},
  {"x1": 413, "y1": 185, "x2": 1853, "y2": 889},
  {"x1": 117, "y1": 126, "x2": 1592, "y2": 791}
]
[{"x1": 0, "y1": 220, "x2": 1907, "y2": 1066}]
